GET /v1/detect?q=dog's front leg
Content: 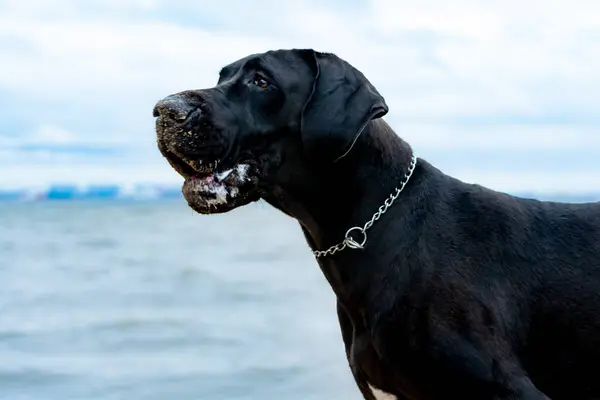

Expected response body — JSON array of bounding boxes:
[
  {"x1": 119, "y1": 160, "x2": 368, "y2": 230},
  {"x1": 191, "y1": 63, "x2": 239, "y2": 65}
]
[
  {"x1": 490, "y1": 366, "x2": 551, "y2": 400},
  {"x1": 492, "y1": 387, "x2": 550, "y2": 400},
  {"x1": 337, "y1": 301, "x2": 381, "y2": 400},
  {"x1": 491, "y1": 379, "x2": 551, "y2": 400},
  {"x1": 337, "y1": 302, "x2": 409, "y2": 400},
  {"x1": 426, "y1": 329, "x2": 551, "y2": 399}
]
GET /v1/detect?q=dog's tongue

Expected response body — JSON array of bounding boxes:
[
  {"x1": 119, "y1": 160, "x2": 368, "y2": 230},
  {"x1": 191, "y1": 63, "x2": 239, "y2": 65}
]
[{"x1": 196, "y1": 174, "x2": 214, "y2": 183}]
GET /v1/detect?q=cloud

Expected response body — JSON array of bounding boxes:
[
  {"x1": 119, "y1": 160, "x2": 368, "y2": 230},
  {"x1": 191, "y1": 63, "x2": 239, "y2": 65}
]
[
  {"x1": 401, "y1": 124, "x2": 600, "y2": 150},
  {"x1": 0, "y1": 0, "x2": 599, "y2": 192},
  {"x1": 0, "y1": 124, "x2": 130, "y2": 166},
  {"x1": 32, "y1": 126, "x2": 77, "y2": 144}
]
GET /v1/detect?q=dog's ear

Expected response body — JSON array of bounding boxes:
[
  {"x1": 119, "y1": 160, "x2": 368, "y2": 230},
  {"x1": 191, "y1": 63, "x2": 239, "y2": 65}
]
[{"x1": 299, "y1": 50, "x2": 388, "y2": 162}]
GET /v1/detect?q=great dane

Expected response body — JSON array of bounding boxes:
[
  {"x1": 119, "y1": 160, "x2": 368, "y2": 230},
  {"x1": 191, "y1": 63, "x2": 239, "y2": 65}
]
[{"x1": 153, "y1": 49, "x2": 600, "y2": 399}]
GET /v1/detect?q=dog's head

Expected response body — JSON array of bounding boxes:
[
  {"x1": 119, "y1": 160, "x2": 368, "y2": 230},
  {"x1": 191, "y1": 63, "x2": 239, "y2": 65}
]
[{"x1": 153, "y1": 49, "x2": 388, "y2": 214}]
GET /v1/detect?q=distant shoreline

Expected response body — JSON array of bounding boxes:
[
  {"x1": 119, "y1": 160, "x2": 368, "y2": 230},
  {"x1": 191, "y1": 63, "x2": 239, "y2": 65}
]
[
  {"x1": 1, "y1": 184, "x2": 599, "y2": 203},
  {"x1": 0, "y1": 184, "x2": 183, "y2": 202}
]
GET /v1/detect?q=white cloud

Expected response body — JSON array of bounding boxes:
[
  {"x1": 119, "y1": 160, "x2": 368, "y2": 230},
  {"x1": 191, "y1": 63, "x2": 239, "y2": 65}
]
[
  {"x1": 0, "y1": 0, "x2": 599, "y2": 191},
  {"x1": 0, "y1": 124, "x2": 130, "y2": 154},
  {"x1": 399, "y1": 124, "x2": 600, "y2": 150},
  {"x1": 366, "y1": 0, "x2": 600, "y2": 119},
  {"x1": 33, "y1": 125, "x2": 77, "y2": 144},
  {"x1": 453, "y1": 170, "x2": 600, "y2": 195}
]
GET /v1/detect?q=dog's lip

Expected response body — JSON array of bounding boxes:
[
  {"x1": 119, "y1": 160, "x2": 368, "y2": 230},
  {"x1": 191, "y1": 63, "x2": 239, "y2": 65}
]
[
  {"x1": 161, "y1": 145, "x2": 255, "y2": 186},
  {"x1": 158, "y1": 141, "x2": 217, "y2": 177},
  {"x1": 160, "y1": 147, "x2": 197, "y2": 178},
  {"x1": 186, "y1": 163, "x2": 250, "y2": 185}
]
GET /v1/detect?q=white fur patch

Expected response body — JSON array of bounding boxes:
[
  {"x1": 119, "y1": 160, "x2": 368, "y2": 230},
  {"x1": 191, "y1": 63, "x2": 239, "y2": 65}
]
[
  {"x1": 368, "y1": 383, "x2": 397, "y2": 400},
  {"x1": 187, "y1": 163, "x2": 250, "y2": 207},
  {"x1": 204, "y1": 182, "x2": 229, "y2": 206},
  {"x1": 235, "y1": 163, "x2": 249, "y2": 181}
]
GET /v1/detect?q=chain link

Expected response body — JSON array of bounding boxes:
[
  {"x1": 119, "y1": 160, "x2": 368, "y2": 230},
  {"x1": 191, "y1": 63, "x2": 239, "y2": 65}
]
[{"x1": 313, "y1": 154, "x2": 417, "y2": 258}]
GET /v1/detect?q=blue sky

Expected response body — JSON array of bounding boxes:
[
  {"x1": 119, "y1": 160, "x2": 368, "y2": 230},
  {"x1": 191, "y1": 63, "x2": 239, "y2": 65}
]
[{"x1": 1, "y1": 0, "x2": 599, "y2": 193}]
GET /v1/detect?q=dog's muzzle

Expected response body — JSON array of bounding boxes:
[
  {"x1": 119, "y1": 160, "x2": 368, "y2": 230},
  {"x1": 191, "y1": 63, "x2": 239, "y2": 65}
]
[
  {"x1": 153, "y1": 91, "x2": 229, "y2": 166},
  {"x1": 153, "y1": 92, "x2": 260, "y2": 214}
]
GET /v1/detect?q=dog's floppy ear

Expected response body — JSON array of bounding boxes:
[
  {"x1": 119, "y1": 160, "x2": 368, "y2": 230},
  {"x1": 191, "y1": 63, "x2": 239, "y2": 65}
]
[{"x1": 299, "y1": 50, "x2": 388, "y2": 162}]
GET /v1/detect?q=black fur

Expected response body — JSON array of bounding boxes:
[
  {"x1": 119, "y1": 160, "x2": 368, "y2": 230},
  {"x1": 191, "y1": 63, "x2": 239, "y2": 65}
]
[{"x1": 154, "y1": 49, "x2": 600, "y2": 399}]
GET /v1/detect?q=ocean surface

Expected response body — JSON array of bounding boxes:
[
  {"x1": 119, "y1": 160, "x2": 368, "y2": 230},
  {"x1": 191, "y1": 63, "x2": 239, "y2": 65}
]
[
  {"x1": 2, "y1": 193, "x2": 600, "y2": 400},
  {"x1": 0, "y1": 201, "x2": 361, "y2": 400}
]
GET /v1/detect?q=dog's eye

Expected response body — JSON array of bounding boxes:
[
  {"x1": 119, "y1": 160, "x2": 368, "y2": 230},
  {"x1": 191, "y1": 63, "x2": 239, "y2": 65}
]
[{"x1": 252, "y1": 75, "x2": 271, "y2": 89}]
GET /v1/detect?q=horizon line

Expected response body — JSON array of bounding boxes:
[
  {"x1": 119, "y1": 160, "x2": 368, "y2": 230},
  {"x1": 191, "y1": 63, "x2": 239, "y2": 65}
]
[{"x1": 0, "y1": 183, "x2": 599, "y2": 203}]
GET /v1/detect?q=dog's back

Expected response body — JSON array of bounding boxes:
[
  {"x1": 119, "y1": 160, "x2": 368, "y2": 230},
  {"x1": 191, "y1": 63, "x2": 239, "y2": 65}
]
[{"x1": 419, "y1": 165, "x2": 600, "y2": 398}]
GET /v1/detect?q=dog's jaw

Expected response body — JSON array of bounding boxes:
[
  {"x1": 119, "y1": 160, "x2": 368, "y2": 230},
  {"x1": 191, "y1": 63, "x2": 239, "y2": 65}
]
[
  {"x1": 155, "y1": 108, "x2": 264, "y2": 214},
  {"x1": 181, "y1": 163, "x2": 261, "y2": 214}
]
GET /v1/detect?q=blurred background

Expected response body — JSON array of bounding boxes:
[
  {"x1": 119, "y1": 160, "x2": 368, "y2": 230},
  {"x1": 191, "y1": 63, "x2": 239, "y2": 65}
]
[{"x1": 1, "y1": 1, "x2": 599, "y2": 399}]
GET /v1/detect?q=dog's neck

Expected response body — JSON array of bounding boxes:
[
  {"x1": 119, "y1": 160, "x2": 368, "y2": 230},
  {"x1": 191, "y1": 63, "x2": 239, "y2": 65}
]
[
  {"x1": 264, "y1": 119, "x2": 417, "y2": 310},
  {"x1": 304, "y1": 119, "x2": 414, "y2": 243}
]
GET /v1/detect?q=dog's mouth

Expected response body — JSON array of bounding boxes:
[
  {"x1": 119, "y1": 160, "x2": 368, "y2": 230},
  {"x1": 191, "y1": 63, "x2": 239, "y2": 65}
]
[{"x1": 158, "y1": 142, "x2": 260, "y2": 214}]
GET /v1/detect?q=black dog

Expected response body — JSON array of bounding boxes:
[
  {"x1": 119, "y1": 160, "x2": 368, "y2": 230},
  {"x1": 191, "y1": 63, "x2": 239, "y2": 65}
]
[{"x1": 153, "y1": 49, "x2": 600, "y2": 399}]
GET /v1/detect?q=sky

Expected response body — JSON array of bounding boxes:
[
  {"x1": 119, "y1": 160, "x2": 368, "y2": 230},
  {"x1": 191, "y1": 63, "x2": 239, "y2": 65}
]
[{"x1": 1, "y1": 0, "x2": 599, "y2": 194}]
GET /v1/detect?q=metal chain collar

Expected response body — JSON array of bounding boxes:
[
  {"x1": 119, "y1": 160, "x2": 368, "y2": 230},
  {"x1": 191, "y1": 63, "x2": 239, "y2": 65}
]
[{"x1": 313, "y1": 154, "x2": 418, "y2": 258}]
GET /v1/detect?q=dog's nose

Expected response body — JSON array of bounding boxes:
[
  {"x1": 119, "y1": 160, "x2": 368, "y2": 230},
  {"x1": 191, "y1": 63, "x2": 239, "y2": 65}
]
[{"x1": 153, "y1": 95, "x2": 196, "y2": 120}]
